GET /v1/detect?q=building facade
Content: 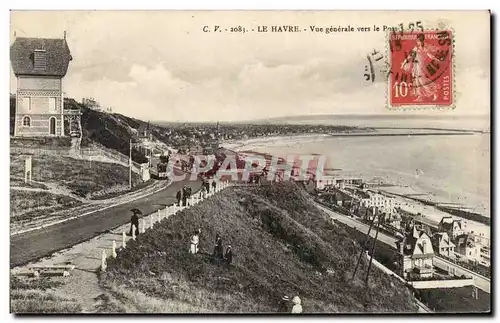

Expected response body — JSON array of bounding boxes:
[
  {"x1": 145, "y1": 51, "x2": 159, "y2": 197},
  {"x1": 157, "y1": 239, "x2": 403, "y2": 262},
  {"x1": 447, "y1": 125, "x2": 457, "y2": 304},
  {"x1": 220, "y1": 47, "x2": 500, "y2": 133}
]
[
  {"x1": 431, "y1": 232, "x2": 456, "y2": 258},
  {"x1": 438, "y1": 216, "x2": 466, "y2": 239},
  {"x1": 397, "y1": 227, "x2": 435, "y2": 279},
  {"x1": 10, "y1": 36, "x2": 73, "y2": 137}
]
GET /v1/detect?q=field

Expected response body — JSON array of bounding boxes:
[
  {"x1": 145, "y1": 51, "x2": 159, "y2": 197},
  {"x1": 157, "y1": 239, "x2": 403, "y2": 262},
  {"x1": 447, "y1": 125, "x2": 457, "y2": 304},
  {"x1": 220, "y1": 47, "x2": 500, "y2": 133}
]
[
  {"x1": 10, "y1": 276, "x2": 82, "y2": 313},
  {"x1": 10, "y1": 153, "x2": 142, "y2": 199},
  {"x1": 415, "y1": 286, "x2": 490, "y2": 313},
  {"x1": 10, "y1": 152, "x2": 143, "y2": 228},
  {"x1": 99, "y1": 183, "x2": 418, "y2": 313}
]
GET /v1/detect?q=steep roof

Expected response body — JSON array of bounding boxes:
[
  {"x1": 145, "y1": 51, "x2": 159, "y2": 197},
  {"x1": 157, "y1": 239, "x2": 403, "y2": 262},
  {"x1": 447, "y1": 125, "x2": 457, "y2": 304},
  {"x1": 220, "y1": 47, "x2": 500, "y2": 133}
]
[
  {"x1": 10, "y1": 37, "x2": 72, "y2": 77},
  {"x1": 432, "y1": 232, "x2": 456, "y2": 248},
  {"x1": 456, "y1": 234, "x2": 475, "y2": 249},
  {"x1": 399, "y1": 228, "x2": 433, "y2": 257}
]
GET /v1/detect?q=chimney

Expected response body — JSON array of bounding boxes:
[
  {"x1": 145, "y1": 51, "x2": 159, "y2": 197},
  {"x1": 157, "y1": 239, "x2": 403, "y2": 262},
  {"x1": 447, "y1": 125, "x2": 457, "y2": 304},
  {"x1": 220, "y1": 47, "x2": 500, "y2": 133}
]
[
  {"x1": 400, "y1": 236, "x2": 406, "y2": 254},
  {"x1": 64, "y1": 30, "x2": 67, "y2": 39}
]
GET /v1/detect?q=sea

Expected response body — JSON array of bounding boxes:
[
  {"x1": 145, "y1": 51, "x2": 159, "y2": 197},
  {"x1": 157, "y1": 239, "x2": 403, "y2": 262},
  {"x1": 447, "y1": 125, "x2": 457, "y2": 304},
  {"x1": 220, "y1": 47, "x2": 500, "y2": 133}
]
[{"x1": 239, "y1": 115, "x2": 491, "y2": 219}]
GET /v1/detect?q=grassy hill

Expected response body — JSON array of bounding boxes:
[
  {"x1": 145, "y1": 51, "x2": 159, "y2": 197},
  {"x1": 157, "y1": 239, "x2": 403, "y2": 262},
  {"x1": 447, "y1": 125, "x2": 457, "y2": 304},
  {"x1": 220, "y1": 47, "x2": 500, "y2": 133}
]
[
  {"x1": 99, "y1": 183, "x2": 418, "y2": 313},
  {"x1": 64, "y1": 98, "x2": 149, "y2": 163},
  {"x1": 10, "y1": 97, "x2": 153, "y2": 163}
]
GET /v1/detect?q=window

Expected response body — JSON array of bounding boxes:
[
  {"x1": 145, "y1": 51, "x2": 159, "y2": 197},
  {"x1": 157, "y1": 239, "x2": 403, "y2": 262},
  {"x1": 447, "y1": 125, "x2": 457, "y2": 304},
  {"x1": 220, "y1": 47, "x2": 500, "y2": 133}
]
[
  {"x1": 22, "y1": 116, "x2": 31, "y2": 127},
  {"x1": 33, "y1": 49, "x2": 47, "y2": 70}
]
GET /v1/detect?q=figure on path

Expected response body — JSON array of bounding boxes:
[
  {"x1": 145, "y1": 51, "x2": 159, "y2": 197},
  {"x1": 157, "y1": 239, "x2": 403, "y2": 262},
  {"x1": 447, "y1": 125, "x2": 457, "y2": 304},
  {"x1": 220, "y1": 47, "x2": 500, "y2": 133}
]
[
  {"x1": 128, "y1": 209, "x2": 141, "y2": 237},
  {"x1": 182, "y1": 186, "x2": 188, "y2": 206},
  {"x1": 201, "y1": 185, "x2": 207, "y2": 198}
]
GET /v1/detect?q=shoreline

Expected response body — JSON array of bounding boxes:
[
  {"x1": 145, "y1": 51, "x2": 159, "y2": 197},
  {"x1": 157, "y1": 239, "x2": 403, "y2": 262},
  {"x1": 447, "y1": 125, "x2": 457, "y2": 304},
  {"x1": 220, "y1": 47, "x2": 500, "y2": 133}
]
[
  {"x1": 222, "y1": 129, "x2": 480, "y2": 151},
  {"x1": 221, "y1": 132, "x2": 490, "y2": 240}
]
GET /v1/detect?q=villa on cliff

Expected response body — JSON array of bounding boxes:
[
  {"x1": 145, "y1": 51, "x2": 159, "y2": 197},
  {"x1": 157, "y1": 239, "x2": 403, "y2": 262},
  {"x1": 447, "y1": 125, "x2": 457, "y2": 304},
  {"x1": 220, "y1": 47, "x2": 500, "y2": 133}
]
[
  {"x1": 10, "y1": 34, "x2": 74, "y2": 137},
  {"x1": 397, "y1": 226, "x2": 435, "y2": 279}
]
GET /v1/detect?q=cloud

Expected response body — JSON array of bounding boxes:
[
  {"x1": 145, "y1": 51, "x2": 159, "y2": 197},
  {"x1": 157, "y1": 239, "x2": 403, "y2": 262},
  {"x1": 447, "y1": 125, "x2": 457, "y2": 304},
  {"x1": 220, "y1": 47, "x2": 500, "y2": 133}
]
[{"x1": 10, "y1": 11, "x2": 490, "y2": 121}]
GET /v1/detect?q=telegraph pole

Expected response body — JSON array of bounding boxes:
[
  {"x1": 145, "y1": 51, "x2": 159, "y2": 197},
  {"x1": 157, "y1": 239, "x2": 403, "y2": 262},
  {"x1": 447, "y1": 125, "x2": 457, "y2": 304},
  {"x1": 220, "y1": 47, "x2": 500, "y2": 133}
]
[
  {"x1": 365, "y1": 216, "x2": 381, "y2": 285},
  {"x1": 129, "y1": 138, "x2": 132, "y2": 190}
]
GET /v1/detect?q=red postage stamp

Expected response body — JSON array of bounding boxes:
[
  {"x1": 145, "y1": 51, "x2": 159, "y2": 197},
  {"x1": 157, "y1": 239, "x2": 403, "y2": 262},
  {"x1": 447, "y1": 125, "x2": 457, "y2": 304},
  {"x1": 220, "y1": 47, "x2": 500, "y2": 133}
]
[{"x1": 388, "y1": 30, "x2": 454, "y2": 108}]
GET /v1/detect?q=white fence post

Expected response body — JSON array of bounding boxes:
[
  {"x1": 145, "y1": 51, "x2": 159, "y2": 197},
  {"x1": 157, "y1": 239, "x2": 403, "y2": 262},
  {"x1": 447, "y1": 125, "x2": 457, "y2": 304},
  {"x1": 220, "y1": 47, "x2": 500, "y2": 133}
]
[
  {"x1": 150, "y1": 214, "x2": 154, "y2": 228},
  {"x1": 141, "y1": 219, "x2": 146, "y2": 234},
  {"x1": 101, "y1": 250, "x2": 107, "y2": 272},
  {"x1": 112, "y1": 240, "x2": 117, "y2": 258},
  {"x1": 122, "y1": 232, "x2": 126, "y2": 248},
  {"x1": 132, "y1": 225, "x2": 136, "y2": 240}
]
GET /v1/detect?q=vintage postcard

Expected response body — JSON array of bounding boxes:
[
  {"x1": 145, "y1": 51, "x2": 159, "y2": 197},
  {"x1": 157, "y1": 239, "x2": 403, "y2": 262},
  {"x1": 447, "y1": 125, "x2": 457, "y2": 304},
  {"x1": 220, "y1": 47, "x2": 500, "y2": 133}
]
[{"x1": 9, "y1": 10, "x2": 490, "y2": 314}]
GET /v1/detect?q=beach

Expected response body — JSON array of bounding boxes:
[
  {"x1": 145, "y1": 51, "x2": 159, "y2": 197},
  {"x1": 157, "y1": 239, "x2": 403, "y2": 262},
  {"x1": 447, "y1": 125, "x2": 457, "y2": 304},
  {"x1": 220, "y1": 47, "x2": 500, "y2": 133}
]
[{"x1": 221, "y1": 131, "x2": 490, "y2": 241}]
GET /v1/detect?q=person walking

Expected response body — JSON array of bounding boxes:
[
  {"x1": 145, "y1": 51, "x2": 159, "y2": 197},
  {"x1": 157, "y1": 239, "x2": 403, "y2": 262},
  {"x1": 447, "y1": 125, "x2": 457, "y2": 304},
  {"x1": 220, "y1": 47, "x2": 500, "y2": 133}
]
[
  {"x1": 129, "y1": 210, "x2": 140, "y2": 237},
  {"x1": 182, "y1": 186, "x2": 188, "y2": 206},
  {"x1": 211, "y1": 179, "x2": 217, "y2": 192}
]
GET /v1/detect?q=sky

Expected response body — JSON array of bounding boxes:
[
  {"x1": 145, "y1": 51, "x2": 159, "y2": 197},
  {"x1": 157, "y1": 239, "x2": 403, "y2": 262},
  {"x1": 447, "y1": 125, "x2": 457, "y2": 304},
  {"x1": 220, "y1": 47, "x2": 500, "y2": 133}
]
[{"x1": 9, "y1": 10, "x2": 490, "y2": 122}]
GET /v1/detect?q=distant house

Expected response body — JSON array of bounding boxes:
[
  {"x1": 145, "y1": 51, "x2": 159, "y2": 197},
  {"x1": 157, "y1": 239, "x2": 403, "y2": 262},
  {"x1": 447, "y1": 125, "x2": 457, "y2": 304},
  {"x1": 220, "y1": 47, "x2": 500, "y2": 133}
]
[
  {"x1": 455, "y1": 234, "x2": 481, "y2": 264},
  {"x1": 431, "y1": 232, "x2": 456, "y2": 258},
  {"x1": 385, "y1": 211, "x2": 402, "y2": 230},
  {"x1": 479, "y1": 246, "x2": 490, "y2": 267},
  {"x1": 331, "y1": 190, "x2": 352, "y2": 207},
  {"x1": 397, "y1": 227, "x2": 435, "y2": 279},
  {"x1": 137, "y1": 123, "x2": 153, "y2": 141},
  {"x1": 10, "y1": 35, "x2": 73, "y2": 137},
  {"x1": 438, "y1": 216, "x2": 465, "y2": 239}
]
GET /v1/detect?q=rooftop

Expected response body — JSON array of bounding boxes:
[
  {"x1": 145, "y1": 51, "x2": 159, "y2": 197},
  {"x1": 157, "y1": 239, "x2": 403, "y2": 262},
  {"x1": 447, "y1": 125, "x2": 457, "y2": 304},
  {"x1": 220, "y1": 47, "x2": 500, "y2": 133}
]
[{"x1": 10, "y1": 37, "x2": 72, "y2": 77}]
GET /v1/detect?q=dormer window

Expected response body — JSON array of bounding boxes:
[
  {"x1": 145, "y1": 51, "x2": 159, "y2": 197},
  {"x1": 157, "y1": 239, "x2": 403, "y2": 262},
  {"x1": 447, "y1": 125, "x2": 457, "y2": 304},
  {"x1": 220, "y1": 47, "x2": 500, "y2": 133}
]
[{"x1": 33, "y1": 49, "x2": 47, "y2": 70}]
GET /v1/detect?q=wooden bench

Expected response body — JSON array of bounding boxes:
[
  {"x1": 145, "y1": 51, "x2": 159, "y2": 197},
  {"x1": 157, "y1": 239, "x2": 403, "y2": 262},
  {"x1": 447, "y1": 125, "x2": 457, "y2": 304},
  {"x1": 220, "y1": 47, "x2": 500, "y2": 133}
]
[{"x1": 28, "y1": 265, "x2": 76, "y2": 278}]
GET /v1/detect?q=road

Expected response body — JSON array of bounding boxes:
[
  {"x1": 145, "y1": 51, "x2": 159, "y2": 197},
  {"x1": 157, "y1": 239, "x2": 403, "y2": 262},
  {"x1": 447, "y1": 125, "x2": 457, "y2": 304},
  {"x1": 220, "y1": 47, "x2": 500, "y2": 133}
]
[
  {"x1": 11, "y1": 173, "x2": 202, "y2": 267},
  {"x1": 316, "y1": 204, "x2": 399, "y2": 248},
  {"x1": 433, "y1": 256, "x2": 490, "y2": 293}
]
